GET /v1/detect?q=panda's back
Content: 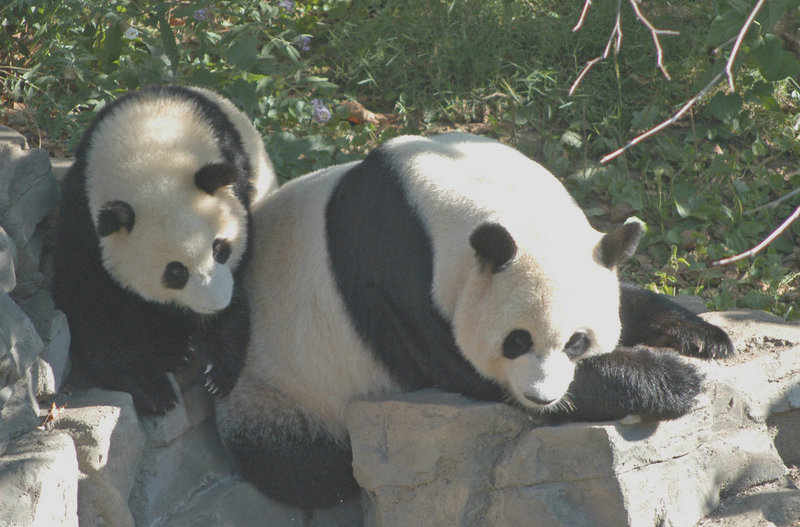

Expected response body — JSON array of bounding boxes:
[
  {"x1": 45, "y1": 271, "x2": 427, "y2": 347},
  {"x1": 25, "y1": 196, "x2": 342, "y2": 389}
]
[{"x1": 244, "y1": 163, "x2": 399, "y2": 433}]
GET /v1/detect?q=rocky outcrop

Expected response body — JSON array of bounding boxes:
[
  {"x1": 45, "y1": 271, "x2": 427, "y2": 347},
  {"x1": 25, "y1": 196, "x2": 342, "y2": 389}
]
[
  {"x1": 348, "y1": 309, "x2": 800, "y2": 527},
  {"x1": 0, "y1": 127, "x2": 797, "y2": 526}
]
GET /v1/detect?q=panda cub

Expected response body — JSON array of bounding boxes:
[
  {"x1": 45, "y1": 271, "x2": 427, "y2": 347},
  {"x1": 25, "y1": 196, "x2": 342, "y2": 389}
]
[
  {"x1": 54, "y1": 85, "x2": 277, "y2": 415},
  {"x1": 215, "y1": 133, "x2": 733, "y2": 509}
]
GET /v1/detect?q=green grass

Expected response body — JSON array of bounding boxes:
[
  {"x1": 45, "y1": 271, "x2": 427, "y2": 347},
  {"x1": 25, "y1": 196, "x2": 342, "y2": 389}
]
[{"x1": 1, "y1": 0, "x2": 798, "y2": 318}]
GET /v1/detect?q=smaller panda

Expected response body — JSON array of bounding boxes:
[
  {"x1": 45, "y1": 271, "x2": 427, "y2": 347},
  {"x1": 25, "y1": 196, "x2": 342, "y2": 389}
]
[
  {"x1": 54, "y1": 85, "x2": 277, "y2": 415},
  {"x1": 215, "y1": 133, "x2": 733, "y2": 509}
]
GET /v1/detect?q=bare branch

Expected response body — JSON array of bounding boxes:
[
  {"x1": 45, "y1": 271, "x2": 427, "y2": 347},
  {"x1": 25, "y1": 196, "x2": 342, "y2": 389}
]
[
  {"x1": 570, "y1": 0, "x2": 678, "y2": 95},
  {"x1": 570, "y1": 0, "x2": 623, "y2": 96},
  {"x1": 573, "y1": 0, "x2": 762, "y2": 163},
  {"x1": 600, "y1": 69, "x2": 725, "y2": 163},
  {"x1": 746, "y1": 184, "x2": 800, "y2": 214},
  {"x1": 627, "y1": 0, "x2": 679, "y2": 81},
  {"x1": 573, "y1": 0, "x2": 594, "y2": 33},
  {"x1": 711, "y1": 203, "x2": 800, "y2": 266},
  {"x1": 726, "y1": 0, "x2": 767, "y2": 91}
]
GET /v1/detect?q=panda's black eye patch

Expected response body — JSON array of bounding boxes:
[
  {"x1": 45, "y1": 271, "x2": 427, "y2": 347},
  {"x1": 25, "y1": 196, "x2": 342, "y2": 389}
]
[
  {"x1": 163, "y1": 261, "x2": 189, "y2": 289},
  {"x1": 503, "y1": 329, "x2": 533, "y2": 360},
  {"x1": 212, "y1": 238, "x2": 231, "y2": 264},
  {"x1": 564, "y1": 331, "x2": 590, "y2": 359}
]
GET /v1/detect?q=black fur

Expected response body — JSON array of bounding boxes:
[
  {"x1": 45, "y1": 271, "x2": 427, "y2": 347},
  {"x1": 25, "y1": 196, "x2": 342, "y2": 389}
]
[
  {"x1": 54, "y1": 85, "x2": 256, "y2": 415},
  {"x1": 598, "y1": 222, "x2": 642, "y2": 269},
  {"x1": 96, "y1": 200, "x2": 135, "y2": 236},
  {"x1": 325, "y1": 143, "x2": 505, "y2": 402},
  {"x1": 554, "y1": 346, "x2": 705, "y2": 423},
  {"x1": 470, "y1": 223, "x2": 517, "y2": 273},
  {"x1": 224, "y1": 404, "x2": 359, "y2": 509},
  {"x1": 195, "y1": 162, "x2": 240, "y2": 195},
  {"x1": 618, "y1": 282, "x2": 734, "y2": 359}
]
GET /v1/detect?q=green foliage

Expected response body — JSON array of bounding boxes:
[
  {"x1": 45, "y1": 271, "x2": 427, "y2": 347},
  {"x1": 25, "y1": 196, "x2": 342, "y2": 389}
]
[
  {"x1": 0, "y1": 0, "x2": 356, "y2": 176},
  {"x1": 1, "y1": 0, "x2": 798, "y2": 318}
]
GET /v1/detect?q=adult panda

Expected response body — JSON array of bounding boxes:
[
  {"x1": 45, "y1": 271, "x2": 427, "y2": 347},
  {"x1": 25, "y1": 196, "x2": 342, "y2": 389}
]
[
  {"x1": 54, "y1": 85, "x2": 277, "y2": 415},
  {"x1": 215, "y1": 133, "x2": 733, "y2": 509}
]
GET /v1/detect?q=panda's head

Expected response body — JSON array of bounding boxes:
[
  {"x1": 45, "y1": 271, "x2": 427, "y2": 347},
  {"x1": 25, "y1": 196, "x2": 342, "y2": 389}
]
[
  {"x1": 93, "y1": 161, "x2": 247, "y2": 315},
  {"x1": 452, "y1": 219, "x2": 641, "y2": 411}
]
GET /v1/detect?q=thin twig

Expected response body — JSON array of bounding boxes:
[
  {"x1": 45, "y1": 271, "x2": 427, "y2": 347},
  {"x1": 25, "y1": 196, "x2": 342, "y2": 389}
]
[
  {"x1": 600, "y1": 69, "x2": 725, "y2": 163},
  {"x1": 600, "y1": 0, "x2": 764, "y2": 164},
  {"x1": 746, "y1": 185, "x2": 800, "y2": 214},
  {"x1": 627, "y1": 0, "x2": 679, "y2": 80},
  {"x1": 711, "y1": 203, "x2": 800, "y2": 266},
  {"x1": 726, "y1": 0, "x2": 766, "y2": 91},
  {"x1": 570, "y1": 0, "x2": 623, "y2": 96},
  {"x1": 570, "y1": 0, "x2": 677, "y2": 94},
  {"x1": 573, "y1": 0, "x2": 594, "y2": 33}
]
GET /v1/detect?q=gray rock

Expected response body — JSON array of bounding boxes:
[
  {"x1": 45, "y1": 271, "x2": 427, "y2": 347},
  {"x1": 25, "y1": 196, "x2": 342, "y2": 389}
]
[
  {"x1": 698, "y1": 475, "x2": 800, "y2": 527},
  {"x1": 0, "y1": 125, "x2": 28, "y2": 149},
  {"x1": 0, "y1": 430, "x2": 79, "y2": 527},
  {"x1": 53, "y1": 389, "x2": 145, "y2": 527},
  {"x1": 128, "y1": 418, "x2": 234, "y2": 526},
  {"x1": 150, "y1": 477, "x2": 308, "y2": 527},
  {"x1": 128, "y1": 380, "x2": 234, "y2": 526},
  {"x1": 30, "y1": 310, "x2": 70, "y2": 401},
  {"x1": 10, "y1": 227, "x2": 47, "y2": 299},
  {"x1": 0, "y1": 140, "x2": 59, "y2": 251},
  {"x1": 0, "y1": 289, "x2": 43, "y2": 385},
  {"x1": 0, "y1": 373, "x2": 40, "y2": 446},
  {"x1": 18, "y1": 290, "x2": 71, "y2": 399},
  {"x1": 347, "y1": 309, "x2": 800, "y2": 527},
  {"x1": 0, "y1": 225, "x2": 17, "y2": 294},
  {"x1": 769, "y1": 409, "x2": 800, "y2": 466}
]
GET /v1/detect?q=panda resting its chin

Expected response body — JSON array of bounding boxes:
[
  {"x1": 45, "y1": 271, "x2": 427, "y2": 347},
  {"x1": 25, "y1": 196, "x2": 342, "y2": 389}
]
[
  {"x1": 54, "y1": 85, "x2": 277, "y2": 415},
  {"x1": 214, "y1": 132, "x2": 734, "y2": 510}
]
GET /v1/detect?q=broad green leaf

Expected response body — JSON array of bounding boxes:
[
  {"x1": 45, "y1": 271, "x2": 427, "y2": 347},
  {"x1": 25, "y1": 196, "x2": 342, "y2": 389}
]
[
  {"x1": 228, "y1": 35, "x2": 258, "y2": 70},
  {"x1": 707, "y1": 91, "x2": 742, "y2": 123},
  {"x1": 751, "y1": 34, "x2": 800, "y2": 81}
]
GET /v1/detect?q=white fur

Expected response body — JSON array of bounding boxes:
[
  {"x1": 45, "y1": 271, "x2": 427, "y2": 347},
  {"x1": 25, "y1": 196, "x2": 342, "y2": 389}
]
[
  {"x1": 218, "y1": 163, "x2": 398, "y2": 438},
  {"x1": 85, "y1": 88, "x2": 275, "y2": 313},
  {"x1": 386, "y1": 134, "x2": 622, "y2": 408},
  {"x1": 221, "y1": 133, "x2": 625, "y2": 438}
]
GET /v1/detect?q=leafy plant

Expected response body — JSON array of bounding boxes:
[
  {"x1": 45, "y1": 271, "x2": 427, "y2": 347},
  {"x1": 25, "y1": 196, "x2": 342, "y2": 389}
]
[{"x1": 1, "y1": 0, "x2": 798, "y2": 319}]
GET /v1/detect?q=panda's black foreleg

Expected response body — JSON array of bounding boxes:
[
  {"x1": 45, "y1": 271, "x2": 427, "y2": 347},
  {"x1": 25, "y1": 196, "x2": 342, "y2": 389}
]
[
  {"x1": 192, "y1": 285, "x2": 250, "y2": 396},
  {"x1": 551, "y1": 345, "x2": 705, "y2": 423},
  {"x1": 618, "y1": 282, "x2": 733, "y2": 359}
]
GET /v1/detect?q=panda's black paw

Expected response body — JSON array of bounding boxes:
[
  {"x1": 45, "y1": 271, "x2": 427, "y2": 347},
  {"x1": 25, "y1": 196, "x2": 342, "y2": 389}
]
[
  {"x1": 658, "y1": 318, "x2": 734, "y2": 359},
  {"x1": 126, "y1": 373, "x2": 180, "y2": 416},
  {"x1": 202, "y1": 362, "x2": 238, "y2": 397},
  {"x1": 557, "y1": 346, "x2": 705, "y2": 423}
]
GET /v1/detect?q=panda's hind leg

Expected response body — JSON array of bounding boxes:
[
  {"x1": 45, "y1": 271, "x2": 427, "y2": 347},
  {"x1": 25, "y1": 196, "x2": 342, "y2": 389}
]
[
  {"x1": 618, "y1": 282, "x2": 733, "y2": 359},
  {"x1": 215, "y1": 386, "x2": 359, "y2": 510}
]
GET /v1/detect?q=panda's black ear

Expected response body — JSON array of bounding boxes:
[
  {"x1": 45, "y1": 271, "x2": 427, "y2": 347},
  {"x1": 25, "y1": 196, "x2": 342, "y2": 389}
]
[
  {"x1": 97, "y1": 200, "x2": 135, "y2": 236},
  {"x1": 470, "y1": 222, "x2": 517, "y2": 274},
  {"x1": 195, "y1": 162, "x2": 239, "y2": 195},
  {"x1": 597, "y1": 222, "x2": 642, "y2": 269}
]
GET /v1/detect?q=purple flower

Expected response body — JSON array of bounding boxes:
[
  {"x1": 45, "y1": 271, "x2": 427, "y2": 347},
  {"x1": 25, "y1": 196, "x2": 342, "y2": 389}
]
[
  {"x1": 296, "y1": 35, "x2": 311, "y2": 52},
  {"x1": 311, "y1": 99, "x2": 331, "y2": 123},
  {"x1": 279, "y1": 0, "x2": 295, "y2": 11},
  {"x1": 193, "y1": 8, "x2": 208, "y2": 21}
]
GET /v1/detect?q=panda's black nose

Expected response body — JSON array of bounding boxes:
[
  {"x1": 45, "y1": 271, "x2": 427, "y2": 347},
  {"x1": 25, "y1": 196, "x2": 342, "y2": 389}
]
[{"x1": 523, "y1": 388, "x2": 556, "y2": 406}]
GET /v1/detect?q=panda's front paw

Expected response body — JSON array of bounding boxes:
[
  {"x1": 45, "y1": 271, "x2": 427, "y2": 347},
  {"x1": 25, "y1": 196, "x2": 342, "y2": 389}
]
[
  {"x1": 559, "y1": 346, "x2": 705, "y2": 423},
  {"x1": 660, "y1": 319, "x2": 734, "y2": 359},
  {"x1": 125, "y1": 373, "x2": 180, "y2": 416}
]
